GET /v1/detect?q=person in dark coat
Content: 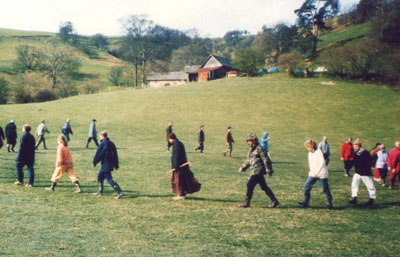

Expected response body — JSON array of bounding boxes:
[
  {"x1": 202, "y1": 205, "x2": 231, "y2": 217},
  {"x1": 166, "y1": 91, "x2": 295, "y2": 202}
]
[
  {"x1": 349, "y1": 138, "x2": 377, "y2": 206},
  {"x1": 194, "y1": 125, "x2": 205, "y2": 153},
  {"x1": 166, "y1": 122, "x2": 173, "y2": 152},
  {"x1": 92, "y1": 131, "x2": 123, "y2": 199},
  {"x1": 61, "y1": 118, "x2": 73, "y2": 142},
  {"x1": 5, "y1": 120, "x2": 17, "y2": 152},
  {"x1": 0, "y1": 125, "x2": 4, "y2": 149},
  {"x1": 168, "y1": 133, "x2": 201, "y2": 200},
  {"x1": 15, "y1": 124, "x2": 36, "y2": 187}
]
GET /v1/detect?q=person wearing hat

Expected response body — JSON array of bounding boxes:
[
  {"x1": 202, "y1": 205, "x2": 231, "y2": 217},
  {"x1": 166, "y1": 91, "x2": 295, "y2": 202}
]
[
  {"x1": 86, "y1": 119, "x2": 98, "y2": 148},
  {"x1": 92, "y1": 131, "x2": 123, "y2": 199},
  {"x1": 223, "y1": 126, "x2": 235, "y2": 157},
  {"x1": 61, "y1": 118, "x2": 73, "y2": 142},
  {"x1": 35, "y1": 120, "x2": 50, "y2": 149},
  {"x1": 376, "y1": 144, "x2": 389, "y2": 187},
  {"x1": 194, "y1": 125, "x2": 205, "y2": 154},
  {"x1": 5, "y1": 120, "x2": 17, "y2": 152},
  {"x1": 340, "y1": 137, "x2": 354, "y2": 177},
  {"x1": 166, "y1": 122, "x2": 173, "y2": 152},
  {"x1": 15, "y1": 124, "x2": 36, "y2": 187},
  {"x1": 387, "y1": 141, "x2": 400, "y2": 190},
  {"x1": 349, "y1": 138, "x2": 376, "y2": 206},
  {"x1": 298, "y1": 139, "x2": 333, "y2": 209},
  {"x1": 238, "y1": 133, "x2": 279, "y2": 208}
]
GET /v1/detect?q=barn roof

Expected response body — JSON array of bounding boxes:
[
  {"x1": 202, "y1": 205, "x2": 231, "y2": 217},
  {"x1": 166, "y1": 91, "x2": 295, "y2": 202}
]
[
  {"x1": 147, "y1": 71, "x2": 187, "y2": 81},
  {"x1": 200, "y1": 54, "x2": 233, "y2": 68}
]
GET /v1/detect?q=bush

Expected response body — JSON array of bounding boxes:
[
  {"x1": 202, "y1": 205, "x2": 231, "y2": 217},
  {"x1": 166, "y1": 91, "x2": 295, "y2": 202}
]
[
  {"x1": 34, "y1": 90, "x2": 57, "y2": 102},
  {"x1": 0, "y1": 78, "x2": 9, "y2": 104},
  {"x1": 108, "y1": 67, "x2": 124, "y2": 86},
  {"x1": 80, "y1": 82, "x2": 104, "y2": 94},
  {"x1": 277, "y1": 51, "x2": 305, "y2": 76}
]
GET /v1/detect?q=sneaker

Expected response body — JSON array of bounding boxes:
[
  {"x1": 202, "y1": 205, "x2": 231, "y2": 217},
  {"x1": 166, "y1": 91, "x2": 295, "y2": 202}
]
[
  {"x1": 382, "y1": 183, "x2": 386, "y2": 187},
  {"x1": 298, "y1": 201, "x2": 309, "y2": 208},
  {"x1": 269, "y1": 200, "x2": 280, "y2": 208},
  {"x1": 115, "y1": 192, "x2": 124, "y2": 199},
  {"x1": 25, "y1": 184, "x2": 33, "y2": 187},
  {"x1": 344, "y1": 172, "x2": 350, "y2": 177},
  {"x1": 93, "y1": 191, "x2": 103, "y2": 196},
  {"x1": 45, "y1": 187, "x2": 54, "y2": 191},
  {"x1": 173, "y1": 196, "x2": 185, "y2": 200},
  {"x1": 75, "y1": 187, "x2": 82, "y2": 193},
  {"x1": 14, "y1": 181, "x2": 22, "y2": 185},
  {"x1": 389, "y1": 185, "x2": 393, "y2": 189}
]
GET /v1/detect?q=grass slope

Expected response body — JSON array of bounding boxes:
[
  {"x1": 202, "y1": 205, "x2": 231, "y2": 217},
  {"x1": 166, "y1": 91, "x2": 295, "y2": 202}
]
[{"x1": 0, "y1": 75, "x2": 399, "y2": 256}]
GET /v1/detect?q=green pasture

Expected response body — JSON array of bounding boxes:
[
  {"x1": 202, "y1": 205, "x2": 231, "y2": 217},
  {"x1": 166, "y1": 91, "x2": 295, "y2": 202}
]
[
  {"x1": 318, "y1": 22, "x2": 370, "y2": 50},
  {"x1": 0, "y1": 75, "x2": 399, "y2": 256}
]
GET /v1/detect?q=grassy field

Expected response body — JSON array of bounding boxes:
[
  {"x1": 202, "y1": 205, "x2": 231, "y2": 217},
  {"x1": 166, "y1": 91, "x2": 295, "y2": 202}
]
[
  {"x1": 0, "y1": 75, "x2": 399, "y2": 256},
  {"x1": 317, "y1": 23, "x2": 370, "y2": 50}
]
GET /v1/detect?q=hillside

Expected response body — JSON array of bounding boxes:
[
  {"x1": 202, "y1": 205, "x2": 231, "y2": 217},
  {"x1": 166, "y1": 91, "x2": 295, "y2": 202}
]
[{"x1": 0, "y1": 76, "x2": 399, "y2": 256}]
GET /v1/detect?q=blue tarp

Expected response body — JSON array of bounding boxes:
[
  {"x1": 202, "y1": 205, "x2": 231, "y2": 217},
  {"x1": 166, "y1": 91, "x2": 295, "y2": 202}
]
[{"x1": 268, "y1": 67, "x2": 279, "y2": 73}]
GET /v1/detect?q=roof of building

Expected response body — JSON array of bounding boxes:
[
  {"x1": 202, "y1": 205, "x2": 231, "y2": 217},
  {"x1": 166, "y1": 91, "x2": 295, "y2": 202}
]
[
  {"x1": 184, "y1": 65, "x2": 201, "y2": 73},
  {"x1": 200, "y1": 54, "x2": 233, "y2": 68},
  {"x1": 147, "y1": 72, "x2": 187, "y2": 81}
]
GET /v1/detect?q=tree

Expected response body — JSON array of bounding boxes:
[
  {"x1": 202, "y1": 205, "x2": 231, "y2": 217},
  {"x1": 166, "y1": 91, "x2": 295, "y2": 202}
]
[
  {"x1": 58, "y1": 21, "x2": 77, "y2": 44},
  {"x1": 36, "y1": 40, "x2": 81, "y2": 90},
  {"x1": 91, "y1": 33, "x2": 109, "y2": 50},
  {"x1": 0, "y1": 78, "x2": 9, "y2": 104},
  {"x1": 224, "y1": 30, "x2": 249, "y2": 48},
  {"x1": 170, "y1": 38, "x2": 211, "y2": 70},
  {"x1": 14, "y1": 45, "x2": 39, "y2": 71},
  {"x1": 295, "y1": 0, "x2": 339, "y2": 58},
  {"x1": 277, "y1": 51, "x2": 304, "y2": 74},
  {"x1": 317, "y1": 47, "x2": 348, "y2": 77},
  {"x1": 108, "y1": 66, "x2": 124, "y2": 86},
  {"x1": 233, "y1": 48, "x2": 264, "y2": 76}
]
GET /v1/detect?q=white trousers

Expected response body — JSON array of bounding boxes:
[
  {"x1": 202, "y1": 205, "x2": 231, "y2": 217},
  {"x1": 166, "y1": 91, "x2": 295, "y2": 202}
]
[{"x1": 351, "y1": 173, "x2": 376, "y2": 199}]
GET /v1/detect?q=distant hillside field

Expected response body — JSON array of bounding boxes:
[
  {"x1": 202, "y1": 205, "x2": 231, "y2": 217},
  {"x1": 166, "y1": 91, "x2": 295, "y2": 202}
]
[{"x1": 0, "y1": 75, "x2": 399, "y2": 256}]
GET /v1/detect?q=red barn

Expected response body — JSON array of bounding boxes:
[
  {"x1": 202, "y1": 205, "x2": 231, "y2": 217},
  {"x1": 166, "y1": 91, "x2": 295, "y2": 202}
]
[{"x1": 189, "y1": 54, "x2": 238, "y2": 82}]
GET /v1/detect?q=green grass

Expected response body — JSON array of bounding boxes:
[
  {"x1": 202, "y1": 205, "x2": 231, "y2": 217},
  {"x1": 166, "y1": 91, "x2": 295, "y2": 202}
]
[
  {"x1": 318, "y1": 23, "x2": 371, "y2": 50},
  {"x1": 0, "y1": 75, "x2": 399, "y2": 256}
]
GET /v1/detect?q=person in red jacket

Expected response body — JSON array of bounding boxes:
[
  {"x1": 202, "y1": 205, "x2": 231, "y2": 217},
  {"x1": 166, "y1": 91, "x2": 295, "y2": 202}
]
[
  {"x1": 387, "y1": 141, "x2": 400, "y2": 189},
  {"x1": 341, "y1": 137, "x2": 355, "y2": 177}
]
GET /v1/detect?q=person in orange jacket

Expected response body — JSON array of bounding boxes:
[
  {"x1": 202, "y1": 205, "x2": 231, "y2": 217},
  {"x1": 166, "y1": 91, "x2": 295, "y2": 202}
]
[{"x1": 46, "y1": 135, "x2": 81, "y2": 193}]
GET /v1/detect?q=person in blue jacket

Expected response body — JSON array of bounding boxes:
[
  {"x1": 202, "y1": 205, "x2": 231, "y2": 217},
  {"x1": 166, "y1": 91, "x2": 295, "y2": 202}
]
[
  {"x1": 260, "y1": 131, "x2": 272, "y2": 160},
  {"x1": 92, "y1": 130, "x2": 123, "y2": 199},
  {"x1": 61, "y1": 118, "x2": 73, "y2": 142},
  {"x1": 15, "y1": 124, "x2": 36, "y2": 187}
]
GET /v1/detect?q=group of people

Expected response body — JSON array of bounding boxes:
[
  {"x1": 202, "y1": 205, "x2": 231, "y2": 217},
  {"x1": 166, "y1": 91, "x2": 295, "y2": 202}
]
[
  {"x1": 1, "y1": 118, "x2": 400, "y2": 207},
  {"x1": 0, "y1": 119, "x2": 124, "y2": 199}
]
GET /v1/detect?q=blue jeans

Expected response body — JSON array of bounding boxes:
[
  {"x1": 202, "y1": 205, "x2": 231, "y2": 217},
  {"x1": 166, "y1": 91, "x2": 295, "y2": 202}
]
[
  {"x1": 16, "y1": 162, "x2": 35, "y2": 185},
  {"x1": 97, "y1": 171, "x2": 115, "y2": 187},
  {"x1": 304, "y1": 176, "x2": 332, "y2": 201}
]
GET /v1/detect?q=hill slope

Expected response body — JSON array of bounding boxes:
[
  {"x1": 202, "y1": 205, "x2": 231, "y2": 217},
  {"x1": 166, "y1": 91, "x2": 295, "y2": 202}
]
[{"x1": 0, "y1": 76, "x2": 399, "y2": 256}]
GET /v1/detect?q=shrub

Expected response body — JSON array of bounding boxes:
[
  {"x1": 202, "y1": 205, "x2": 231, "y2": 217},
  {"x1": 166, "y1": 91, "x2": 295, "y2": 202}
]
[
  {"x1": 34, "y1": 90, "x2": 57, "y2": 102},
  {"x1": 0, "y1": 78, "x2": 9, "y2": 104}
]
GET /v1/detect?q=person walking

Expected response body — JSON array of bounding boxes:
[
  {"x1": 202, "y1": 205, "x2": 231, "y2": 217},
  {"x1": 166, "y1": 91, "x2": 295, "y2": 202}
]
[
  {"x1": 45, "y1": 135, "x2": 82, "y2": 193},
  {"x1": 318, "y1": 136, "x2": 331, "y2": 166},
  {"x1": 298, "y1": 139, "x2": 333, "y2": 209},
  {"x1": 376, "y1": 145, "x2": 389, "y2": 187},
  {"x1": 168, "y1": 133, "x2": 201, "y2": 200},
  {"x1": 238, "y1": 134, "x2": 279, "y2": 208},
  {"x1": 194, "y1": 125, "x2": 205, "y2": 154},
  {"x1": 223, "y1": 126, "x2": 235, "y2": 157},
  {"x1": 340, "y1": 137, "x2": 354, "y2": 177},
  {"x1": 348, "y1": 138, "x2": 376, "y2": 206},
  {"x1": 35, "y1": 120, "x2": 50, "y2": 149},
  {"x1": 166, "y1": 122, "x2": 173, "y2": 152},
  {"x1": 86, "y1": 119, "x2": 98, "y2": 148},
  {"x1": 5, "y1": 120, "x2": 17, "y2": 152},
  {"x1": 92, "y1": 131, "x2": 124, "y2": 199},
  {"x1": 260, "y1": 131, "x2": 272, "y2": 159},
  {"x1": 61, "y1": 118, "x2": 73, "y2": 142},
  {"x1": 14, "y1": 124, "x2": 36, "y2": 187},
  {"x1": 371, "y1": 143, "x2": 381, "y2": 183},
  {"x1": 387, "y1": 141, "x2": 400, "y2": 190},
  {"x1": 0, "y1": 125, "x2": 4, "y2": 150}
]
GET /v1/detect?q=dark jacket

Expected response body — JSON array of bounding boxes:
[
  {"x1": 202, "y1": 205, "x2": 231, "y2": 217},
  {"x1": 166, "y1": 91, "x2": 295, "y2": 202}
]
[
  {"x1": 5, "y1": 122, "x2": 17, "y2": 143},
  {"x1": 0, "y1": 127, "x2": 4, "y2": 140},
  {"x1": 15, "y1": 132, "x2": 36, "y2": 165},
  {"x1": 93, "y1": 138, "x2": 119, "y2": 172},
  {"x1": 197, "y1": 130, "x2": 205, "y2": 142},
  {"x1": 171, "y1": 139, "x2": 187, "y2": 170},
  {"x1": 353, "y1": 148, "x2": 372, "y2": 176}
]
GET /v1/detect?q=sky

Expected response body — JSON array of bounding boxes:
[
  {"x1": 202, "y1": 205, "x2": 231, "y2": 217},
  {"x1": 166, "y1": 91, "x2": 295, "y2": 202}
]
[{"x1": 0, "y1": 0, "x2": 360, "y2": 38}]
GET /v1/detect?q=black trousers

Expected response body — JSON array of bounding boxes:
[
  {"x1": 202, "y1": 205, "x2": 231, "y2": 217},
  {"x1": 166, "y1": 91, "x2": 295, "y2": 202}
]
[
  {"x1": 246, "y1": 174, "x2": 276, "y2": 201},
  {"x1": 36, "y1": 135, "x2": 46, "y2": 149},
  {"x1": 195, "y1": 142, "x2": 204, "y2": 153},
  {"x1": 87, "y1": 137, "x2": 98, "y2": 147}
]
